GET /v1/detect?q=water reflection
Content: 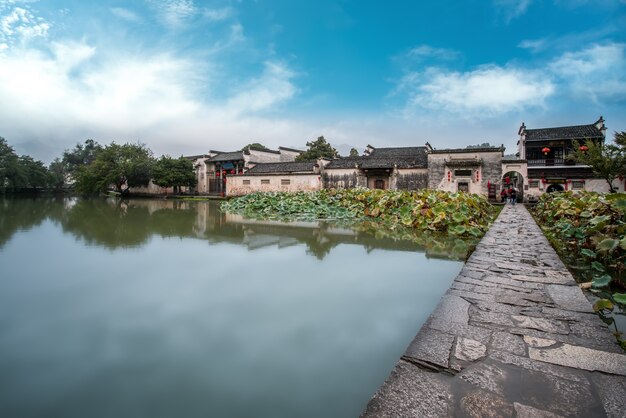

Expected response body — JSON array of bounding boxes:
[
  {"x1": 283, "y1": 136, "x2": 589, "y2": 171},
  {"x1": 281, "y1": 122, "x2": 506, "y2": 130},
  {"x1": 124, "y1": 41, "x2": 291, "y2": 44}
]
[
  {"x1": 0, "y1": 196, "x2": 464, "y2": 418},
  {"x1": 0, "y1": 197, "x2": 473, "y2": 260}
]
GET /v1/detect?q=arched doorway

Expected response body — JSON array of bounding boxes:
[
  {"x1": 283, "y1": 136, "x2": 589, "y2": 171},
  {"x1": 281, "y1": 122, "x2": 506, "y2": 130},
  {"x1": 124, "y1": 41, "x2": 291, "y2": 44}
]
[
  {"x1": 502, "y1": 171, "x2": 524, "y2": 202},
  {"x1": 546, "y1": 184, "x2": 564, "y2": 193}
]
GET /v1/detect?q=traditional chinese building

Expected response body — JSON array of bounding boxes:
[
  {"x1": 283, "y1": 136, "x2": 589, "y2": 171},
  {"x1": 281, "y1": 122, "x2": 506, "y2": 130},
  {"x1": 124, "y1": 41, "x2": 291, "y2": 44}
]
[{"x1": 517, "y1": 117, "x2": 618, "y2": 194}]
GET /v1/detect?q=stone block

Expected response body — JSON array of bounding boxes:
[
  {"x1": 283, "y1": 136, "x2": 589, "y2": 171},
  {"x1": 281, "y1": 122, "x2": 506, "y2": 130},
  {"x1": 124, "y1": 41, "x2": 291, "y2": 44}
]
[
  {"x1": 545, "y1": 284, "x2": 594, "y2": 313},
  {"x1": 361, "y1": 360, "x2": 453, "y2": 417},
  {"x1": 512, "y1": 315, "x2": 570, "y2": 335},
  {"x1": 454, "y1": 338, "x2": 487, "y2": 362},
  {"x1": 529, "y1": 344, "x2": 626, "y2": 375},
  {"x1": 459, "y1": 360, "x2": 509, "y2": 396},
  {"x1": 404, "y1": 327, "x2": 455, "y2": 369},
  {"x1": 514, "y1": 402, "x2": 564, "y2": 418},
  {"x1": 492, "y1": 331, "x2": 527, "y2": 356},
  {"x1": 459, "y1": 389, "x2": 515, "y2": 418}
]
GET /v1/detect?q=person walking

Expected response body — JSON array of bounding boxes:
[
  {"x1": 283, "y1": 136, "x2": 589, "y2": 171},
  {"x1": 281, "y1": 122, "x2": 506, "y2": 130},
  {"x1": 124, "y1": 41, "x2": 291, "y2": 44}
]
[
  {"x1": 500, "y1": 188, "x2": 507, "y2": 204},
  {"x1": 510, "y1": 188, "x2": 517, "y2": 205}
]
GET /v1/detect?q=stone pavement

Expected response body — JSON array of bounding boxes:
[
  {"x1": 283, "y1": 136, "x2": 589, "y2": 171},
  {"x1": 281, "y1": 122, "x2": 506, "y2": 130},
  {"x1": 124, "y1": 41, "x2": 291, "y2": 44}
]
[{"x1": 361, "y1": 204, "x2": 626, "y2": 417}]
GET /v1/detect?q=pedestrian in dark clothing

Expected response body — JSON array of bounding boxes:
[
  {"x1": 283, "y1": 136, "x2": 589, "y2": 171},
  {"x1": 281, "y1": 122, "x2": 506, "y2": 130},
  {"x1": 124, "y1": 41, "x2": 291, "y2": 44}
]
[{"x1": 510, "y1": 189, "x2": 517, "y2": 205}]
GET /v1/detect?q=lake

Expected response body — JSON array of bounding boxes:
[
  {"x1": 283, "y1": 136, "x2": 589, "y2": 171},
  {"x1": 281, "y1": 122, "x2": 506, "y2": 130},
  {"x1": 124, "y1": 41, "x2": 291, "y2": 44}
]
[{"x1": 0, "y1": 197, "x2": 464, "y2": 418}]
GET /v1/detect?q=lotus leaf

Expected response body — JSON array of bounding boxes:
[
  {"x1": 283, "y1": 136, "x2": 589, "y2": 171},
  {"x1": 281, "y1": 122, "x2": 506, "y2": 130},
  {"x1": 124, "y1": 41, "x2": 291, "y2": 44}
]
[
  {"x1": 593, "y1": 298, "x2": 614, "y2": 312},
  {"x1": 592, "y1": 274, "x2": 613, "y2": 288}
]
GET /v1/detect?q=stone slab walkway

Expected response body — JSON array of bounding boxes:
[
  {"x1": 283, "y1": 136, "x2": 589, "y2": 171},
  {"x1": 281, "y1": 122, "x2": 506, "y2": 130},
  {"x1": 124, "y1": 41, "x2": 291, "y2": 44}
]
[{"x1": 362, "y1": 204, "x2": 626, "y2": 418}]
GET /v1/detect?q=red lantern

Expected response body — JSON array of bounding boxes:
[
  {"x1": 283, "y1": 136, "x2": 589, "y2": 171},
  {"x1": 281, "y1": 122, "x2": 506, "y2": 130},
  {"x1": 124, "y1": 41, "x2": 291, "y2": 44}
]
[
  {"x1": 215, "y1": 171, "x2": 220, "y2": 177},
  {"x1": 542, "y1": 147, "x2": 550, "y2": 155},
  {"x1": 579, "y1": 145, "x2": 589, "y2": 153},
  {"x1": 230, "y1": 170, "x2": 235, "y2": 174}
]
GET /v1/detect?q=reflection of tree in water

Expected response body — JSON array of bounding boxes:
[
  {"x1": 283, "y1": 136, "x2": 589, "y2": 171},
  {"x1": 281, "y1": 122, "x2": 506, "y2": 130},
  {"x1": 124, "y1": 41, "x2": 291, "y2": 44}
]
[
  {"x1": 60, "y1": 199, "x2": 199, "y2": 249},
  {"x1": 61, "y1": 199, "x2": 152, "y2": 248},
  {"x1": 0, "y1": 198, "x2": 477, "y2": 259},
  {"x1": 0, "y1": 197, "x2": 64, "y2": 248}
]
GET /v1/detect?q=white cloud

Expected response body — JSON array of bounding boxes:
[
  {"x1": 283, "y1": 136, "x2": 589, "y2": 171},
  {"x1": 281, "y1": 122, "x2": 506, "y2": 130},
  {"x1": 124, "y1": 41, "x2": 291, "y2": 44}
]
[
  {"x1": 0, "y1": 5, "x2": 49, "y2": 47},
  {"x1": 518, "y1": 38, "x2": 547, "y2": 52},
  {"x1": 110, "y1": 7, "x2": 141, "y2": 22},
  {"x1": 398, "y1": 65, "x2": 554, "y2": 116},
  {"x1": 226, "y1": 61, "x2": 297, "y2": 115},
  {"x1": 149, "y1": 0, "x2": 197, "y2": 29},
  {"x1": 0, "y1": 37, "x2": 301, "y2": 160},
  {"x1": 493, "y1": 0, "x2": 532, "y2": 22},
  {"x1": 203, "y1": 7, "x2": 233, "y2": 22},
  {"x1": 549, "y1": 43, "x2": 626, "y2": 101},
  {"x1": 406, "y1": 45, "x2": 459, "y2": 61},
  {"x1": 50, "y1": 40, "x2": 95, "y2": 69}
]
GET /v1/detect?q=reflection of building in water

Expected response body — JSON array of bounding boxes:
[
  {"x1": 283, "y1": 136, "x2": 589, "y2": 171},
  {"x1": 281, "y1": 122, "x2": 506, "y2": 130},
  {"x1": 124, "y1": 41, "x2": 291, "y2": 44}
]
[{"x1": 7, "y1": 198, "x2": 467, "y2": 260}]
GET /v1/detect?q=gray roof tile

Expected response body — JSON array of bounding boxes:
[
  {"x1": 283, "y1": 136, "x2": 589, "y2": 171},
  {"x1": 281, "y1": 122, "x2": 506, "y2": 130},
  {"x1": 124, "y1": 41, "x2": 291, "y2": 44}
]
[{"x1": 524, "y1": 124, "x2": 603, "y2": 141}]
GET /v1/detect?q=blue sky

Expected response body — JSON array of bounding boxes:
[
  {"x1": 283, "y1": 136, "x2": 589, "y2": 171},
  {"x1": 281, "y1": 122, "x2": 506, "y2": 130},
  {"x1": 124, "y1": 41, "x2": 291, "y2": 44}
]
[{"x1": 1, "y1": 0, "x2": 625, "y2": 162}]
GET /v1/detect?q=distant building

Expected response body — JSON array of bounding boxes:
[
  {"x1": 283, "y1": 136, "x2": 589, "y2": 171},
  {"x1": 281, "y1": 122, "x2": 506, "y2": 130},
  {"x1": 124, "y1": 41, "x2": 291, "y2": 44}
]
[
  {"x1": 226, "y1": 144, "x2": 507, "y2": 198},
  {"x1": 151, "y1": 117, "x2": 621, "y2": 200},
  {"x1": 517, "y1": 117, "x2": 620, "y2": 195},
  {"x1": 189, "y1": 146, "x2": 303, "y2": 195}
]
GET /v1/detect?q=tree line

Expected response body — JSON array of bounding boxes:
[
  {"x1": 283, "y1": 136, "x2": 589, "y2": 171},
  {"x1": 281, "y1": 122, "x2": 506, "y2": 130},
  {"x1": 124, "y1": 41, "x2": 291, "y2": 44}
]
[{"x1": 1, "y1": 137, "x2": 196, "y2": 195}]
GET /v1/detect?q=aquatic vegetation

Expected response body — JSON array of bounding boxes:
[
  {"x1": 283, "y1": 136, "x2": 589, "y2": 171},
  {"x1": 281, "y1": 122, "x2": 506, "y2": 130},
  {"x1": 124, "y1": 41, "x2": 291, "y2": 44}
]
[
  {"x1": 222, "y1": 188, "x2": 499, "y2": 237},
  {"x1": 531, "y1": 191, "x2": 626, "y2": 348},
  {"x1": 221, "y1": 188, "x2": 499, "y2": 261}
]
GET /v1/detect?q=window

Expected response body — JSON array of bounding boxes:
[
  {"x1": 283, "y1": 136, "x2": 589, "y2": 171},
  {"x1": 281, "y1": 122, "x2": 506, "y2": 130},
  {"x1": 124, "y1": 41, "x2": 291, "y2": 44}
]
[
  {"x1": 571, "y1": 181, "x2": 584, "y2": 190},
  {"x1": 458, "y1": 182, "x2": 469, "y2": 192},
  {"x1": 261, "y1": 179, "x2": 270, "y2": 185},
  {"x1": 454, "y1": 169, "x2": 472, "y2": 177},
  {"x1": 528, "y1": 180, "x2": 539, "y2": 188},
  {"x1": 281, "y1": 179, "x2": 291, "y2": 185},
  {"x1": 243, "y1": 179, "x2": 251, "y2": 185}
]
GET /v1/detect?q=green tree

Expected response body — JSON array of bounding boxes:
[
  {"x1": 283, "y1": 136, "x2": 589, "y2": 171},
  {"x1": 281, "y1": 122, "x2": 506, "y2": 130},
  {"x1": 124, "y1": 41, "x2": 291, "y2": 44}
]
[
  {"x1": 48, "y1": 158, "x2": 67, "y2": 190},
  {"x1": 62, "y1": 139, "x2": 102, "y2": 176},
  {"x1": 75, "y1": 142, "x2": 155, "y2": 195},
  {"x1": 295, "y1": 136, "x2": 339, "y2": 161},
  {"x1": 241, "y1": 143, "x2": 270, "y2": 152},
  {"x1": 17, "y1": 155, "x2": 50, "y2": 188},
  {"x1": 571, "y1": 133, "x2": 626, "y2": 193},
  {"x1": 0, "y1": 137, "x2": 21, "y2": 191},
  {"x1": 349, "y1": 148, "x2": 359, "y2": 157},
  {"x1": 152, "y1": 156, "x2": 197, "y2": 194}
]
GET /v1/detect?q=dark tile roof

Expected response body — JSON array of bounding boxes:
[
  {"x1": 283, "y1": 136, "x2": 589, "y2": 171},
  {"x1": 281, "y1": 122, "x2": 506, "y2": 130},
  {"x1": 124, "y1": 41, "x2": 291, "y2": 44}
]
[
  {"x1": 278, "y1": 146, "x2": 304, "y2": 153},
  {"x1": 502, "y1": 159, "x2": 527, "y2": 164},
  {"x1": 206, "y1": 151, "x2": 244, "y2": 162},
  {"x1": 430, "y1": 146, "x2": 504, "y2": 154},
  {"x1": 524, "y1": 124, "x2": 603, "y2": 141},
  {"x1": 325, "y1": 147, "x2": 429, "y2": 170},
  {"x1": 245, "y1": 161, "x2": 317, "y2": 174},
  {"x1": 368, "y1": 146, "x2": 426, "y2": 159},
  {"x1": 324, "y1": 157, "x2": 366, "y2": 169}
]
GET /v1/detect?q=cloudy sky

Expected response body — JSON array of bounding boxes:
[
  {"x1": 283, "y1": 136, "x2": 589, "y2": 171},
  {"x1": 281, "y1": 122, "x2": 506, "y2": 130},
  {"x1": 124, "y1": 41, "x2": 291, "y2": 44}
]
[{"x1": 1, "y1": 0, "x2": 625, "y2": 162}]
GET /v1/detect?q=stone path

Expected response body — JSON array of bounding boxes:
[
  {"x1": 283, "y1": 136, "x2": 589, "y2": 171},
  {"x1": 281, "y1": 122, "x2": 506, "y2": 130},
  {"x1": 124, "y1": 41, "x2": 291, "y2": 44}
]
[{"x1": 362, "y1": 204, "x2": 626, "y2": 418}]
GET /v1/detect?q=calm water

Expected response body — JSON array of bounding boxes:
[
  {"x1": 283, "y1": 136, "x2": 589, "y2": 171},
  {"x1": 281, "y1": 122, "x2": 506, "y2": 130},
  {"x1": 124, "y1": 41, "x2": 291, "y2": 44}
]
[{"x1": 0, "y1": 197, "x2": 463, "y2": 418}]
